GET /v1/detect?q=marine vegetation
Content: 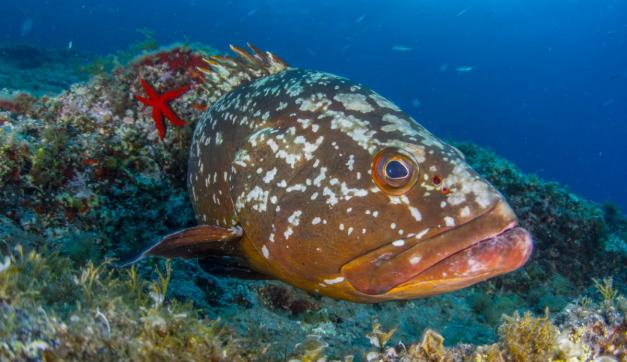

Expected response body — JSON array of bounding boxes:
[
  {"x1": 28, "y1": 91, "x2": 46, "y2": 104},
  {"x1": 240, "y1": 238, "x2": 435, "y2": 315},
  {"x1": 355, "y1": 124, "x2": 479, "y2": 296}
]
[
  {"x1": 0, "y1": 246, "x2": 247, "y2": 361},
  {"x1": 0, "y1": 42, "x2": 625, "y2": 360}
]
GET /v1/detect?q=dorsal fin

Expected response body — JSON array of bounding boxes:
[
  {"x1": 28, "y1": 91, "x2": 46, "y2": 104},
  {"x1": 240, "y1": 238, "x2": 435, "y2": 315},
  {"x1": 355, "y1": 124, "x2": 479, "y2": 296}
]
[{"x1": 197, "y1": 43, "x2": 288, "y2": 102}]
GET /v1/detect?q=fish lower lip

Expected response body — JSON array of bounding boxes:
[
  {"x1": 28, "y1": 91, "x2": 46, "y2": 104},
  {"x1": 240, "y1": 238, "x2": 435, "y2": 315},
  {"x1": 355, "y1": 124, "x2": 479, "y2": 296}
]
[
  {"x1": 391, "y1": 226, "x2": 533, "y2": 297},
  {"x1": 413, "y1": 223, "x2": 522, "y2": 277}
]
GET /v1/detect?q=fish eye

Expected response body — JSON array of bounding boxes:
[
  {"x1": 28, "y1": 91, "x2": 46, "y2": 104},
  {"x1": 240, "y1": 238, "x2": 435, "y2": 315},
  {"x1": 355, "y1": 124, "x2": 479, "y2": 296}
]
[
  {"x1": 385, "y1": 160, "x2": 409, "y2": 179},
  {"x1": 372, "y1": 148, "x2": 418, "y2": 195}
]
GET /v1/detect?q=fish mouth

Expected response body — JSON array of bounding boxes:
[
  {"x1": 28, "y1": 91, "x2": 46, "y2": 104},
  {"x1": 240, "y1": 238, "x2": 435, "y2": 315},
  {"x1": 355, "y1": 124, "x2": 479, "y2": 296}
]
[
  {"x1": 340, "y1": 200, "x2": 533, "y2": 298},
  {"x1": 387, "y1": 225, "x2": 532, "y2": 298}
]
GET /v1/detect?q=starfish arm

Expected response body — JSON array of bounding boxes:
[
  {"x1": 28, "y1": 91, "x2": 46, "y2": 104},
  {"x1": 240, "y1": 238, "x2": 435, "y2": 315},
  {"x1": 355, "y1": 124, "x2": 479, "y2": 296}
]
[
  {"x1": 134, "y1": 95, "x2": 152, "y2": 106},
  {"x1": 134, "y1": 78, "x2": 189, "y2": 140},
  {"x1": 160, "y1": 105, "x2": 187, "y2": 127},
  {"x1": 152, "y1": 108, "x2": 166, "y2": 140},
  {"x1": 140, "y1": 78, "x2": 159, "y2": 99},
  {"x1": 161, "y1": 84, "x2": 191, "y2": 102}
]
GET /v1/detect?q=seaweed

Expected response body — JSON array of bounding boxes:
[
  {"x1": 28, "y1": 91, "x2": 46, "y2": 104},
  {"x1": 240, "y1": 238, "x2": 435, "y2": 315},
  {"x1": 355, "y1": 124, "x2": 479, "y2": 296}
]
[
  {"x1": 498, "y1": 309, "x2": 558, "y2": 361},
  {"x1": 0, "y1": 246, "x2": 247, "y2": 361}
]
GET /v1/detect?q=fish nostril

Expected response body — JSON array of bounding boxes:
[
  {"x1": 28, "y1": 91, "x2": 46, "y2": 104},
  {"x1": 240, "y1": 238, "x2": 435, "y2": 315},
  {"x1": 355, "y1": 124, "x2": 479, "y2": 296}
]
[{"x1": 432, "y1": 175, "x2": 442, "y2": 186}]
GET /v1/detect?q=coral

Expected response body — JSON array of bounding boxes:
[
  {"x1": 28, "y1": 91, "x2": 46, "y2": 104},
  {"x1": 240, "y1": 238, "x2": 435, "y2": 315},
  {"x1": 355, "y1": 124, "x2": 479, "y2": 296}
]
[
  {"x1": 0, "y1": 93, "x2": 37, "y2": 114},
  {"x1": 136, "y1": 46, "x2": 207, "y2": 82}
]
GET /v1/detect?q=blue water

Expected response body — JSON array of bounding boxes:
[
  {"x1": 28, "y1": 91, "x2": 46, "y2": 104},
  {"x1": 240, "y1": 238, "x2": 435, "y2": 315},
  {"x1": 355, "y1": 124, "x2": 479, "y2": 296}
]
[{"x1": 2, "y1": 0, "x2": 626, "y2": 211}]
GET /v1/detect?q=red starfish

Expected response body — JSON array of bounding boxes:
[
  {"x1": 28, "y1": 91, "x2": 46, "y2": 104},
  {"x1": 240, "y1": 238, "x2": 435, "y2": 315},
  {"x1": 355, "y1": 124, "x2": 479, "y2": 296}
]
[{"x1": 134, "y1": 78, "x2": 190, "y2": 140}]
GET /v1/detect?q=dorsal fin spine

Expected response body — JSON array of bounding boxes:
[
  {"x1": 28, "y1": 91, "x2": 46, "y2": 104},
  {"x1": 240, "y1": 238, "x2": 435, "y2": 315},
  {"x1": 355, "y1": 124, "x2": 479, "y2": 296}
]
[{"x1": 196, "y1": 43, "x2": 289, "y2": 104}]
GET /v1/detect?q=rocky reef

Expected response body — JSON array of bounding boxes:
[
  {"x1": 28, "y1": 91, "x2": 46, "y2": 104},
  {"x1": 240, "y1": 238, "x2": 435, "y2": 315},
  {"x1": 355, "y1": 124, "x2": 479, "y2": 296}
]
[
  {"x1": 0, "y1": 43, "x2": 625, "y2": 361},
  {"x1": 0, "y1": 43, "x2": 93, "y2": 97}
]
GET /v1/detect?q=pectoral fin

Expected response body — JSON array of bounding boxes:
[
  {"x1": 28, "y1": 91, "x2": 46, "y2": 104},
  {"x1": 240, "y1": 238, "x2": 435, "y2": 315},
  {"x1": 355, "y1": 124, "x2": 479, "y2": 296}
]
[
  {"x1": 121, "y1": 224, "x2": 271, "y2": 280},
  {"x1": 145, "y1": 224, "x2": 243, "y2": 258},
  {"x1": 119, "y1": 224, "x2": 244, "y2": 266}
]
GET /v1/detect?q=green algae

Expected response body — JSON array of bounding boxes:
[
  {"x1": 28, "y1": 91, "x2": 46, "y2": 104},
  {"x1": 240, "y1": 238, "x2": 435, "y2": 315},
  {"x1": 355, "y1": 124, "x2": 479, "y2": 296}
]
[
  {"x1": 499, "y1": 309, "x2": 559, "y2": 361},
  {"x1": 0, "y1": 247, "x2": 247, "y2": 361}
]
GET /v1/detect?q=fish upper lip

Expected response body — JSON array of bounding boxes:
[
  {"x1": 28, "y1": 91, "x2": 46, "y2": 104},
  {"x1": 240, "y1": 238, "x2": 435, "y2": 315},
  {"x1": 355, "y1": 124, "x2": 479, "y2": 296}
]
[{"x1": 384, "y1": 200, "x2": 502, "y2": 248}]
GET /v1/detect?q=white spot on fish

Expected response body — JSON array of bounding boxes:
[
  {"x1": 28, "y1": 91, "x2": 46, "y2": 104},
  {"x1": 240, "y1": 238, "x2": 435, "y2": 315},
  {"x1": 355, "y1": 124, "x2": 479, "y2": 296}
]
[
  {"x1": 324, "y1": 276, "x2": 345, "y2": 285},
  {"x1": 392, "y1": 240, "x2": 405, "y2": 247},
  {"x1": 415, "y1": 228, "x2": 430, "y2": 239},
  {"x1": 460, "y1": 206, "x2": 470, "y2": 218},
  {"x1": 284, "y1": 226, "x2": 293, "y2": 240},
  {"x1": 263, "y1": 168, "x2": 277, "y2": 183},
  {"x1": 444, "y1": 216, "x2": 456, "y2": 227},
  {"x1": 288, "y1": 210, "x2": 302, "y2": 226},
  {"x1": 408, "y1": 206, "x2": 422, "y2": 222},
  {"x1": 333, "y1": 93, "x2": 374, "y2": 113}
]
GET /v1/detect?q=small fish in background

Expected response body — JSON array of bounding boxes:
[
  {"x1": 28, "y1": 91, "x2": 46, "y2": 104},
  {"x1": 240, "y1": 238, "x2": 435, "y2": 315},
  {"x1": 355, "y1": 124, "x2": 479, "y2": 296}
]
[
  {"x1": 602, "y1": 99, "x2": 615, "y2": 107},
  {"x1": 20, "y1": 18, "x2": 33, "y2": 37},
  {"x1": 457, "y1": 6, "x2": 472, "y2": 17},
  {"x1": 68, "y1": 41, "x2": 73, "y2": 49},
  {"x1": 391, "y1": 45, "x2": 413, "y2": 52},
  {"x1": 455, "y1": 65, "x2": 474, "y2": 73},
  {"x1": 355, "y1": 14, "x2": 366, "y2": 24},
  {"x1": 411, "y1": 98, "x2": 421, "y2": 108}
]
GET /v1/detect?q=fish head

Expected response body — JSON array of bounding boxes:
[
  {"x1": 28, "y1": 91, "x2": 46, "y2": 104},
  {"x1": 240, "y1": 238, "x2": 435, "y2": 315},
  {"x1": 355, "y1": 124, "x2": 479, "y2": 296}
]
[{"x1": 232, "y1": 70, "x2": 532, "y2": 301}]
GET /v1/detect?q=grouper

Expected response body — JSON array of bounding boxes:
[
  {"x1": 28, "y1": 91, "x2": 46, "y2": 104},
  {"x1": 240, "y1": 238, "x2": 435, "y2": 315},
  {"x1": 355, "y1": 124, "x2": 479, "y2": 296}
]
[{"x1": 140, "y1": 44, "x2": 533, "y2": 303}]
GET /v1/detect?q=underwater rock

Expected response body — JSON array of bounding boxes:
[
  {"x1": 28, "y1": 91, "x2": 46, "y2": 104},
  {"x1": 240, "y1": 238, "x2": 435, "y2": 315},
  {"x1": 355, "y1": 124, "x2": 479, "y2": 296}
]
[
  {"x1": 0, "y1": 44, "x2": 93, "y2": 96},
  {"x1": 0, "y1": 44, "x2": 53, "y2": 69},
  {"x1": 0, "y1": 43, "x2": 625, "y2": 360}
]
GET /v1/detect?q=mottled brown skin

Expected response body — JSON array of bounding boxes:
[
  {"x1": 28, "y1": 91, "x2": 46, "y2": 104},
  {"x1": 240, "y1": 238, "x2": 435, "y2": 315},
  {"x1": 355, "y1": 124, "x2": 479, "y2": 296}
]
[
  {"x1": 143, "y1": 47, "x2": 532, "y2": 303},
  {"x1": 149, "y1": 61, "x2": 533, "y2": 303}
]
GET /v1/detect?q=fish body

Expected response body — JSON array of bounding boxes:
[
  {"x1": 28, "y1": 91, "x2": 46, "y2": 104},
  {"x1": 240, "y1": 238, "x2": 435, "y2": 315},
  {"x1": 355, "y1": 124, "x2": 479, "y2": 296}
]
[{"x1": 145, "y1": 45, "x2": 532, "y2": 303}]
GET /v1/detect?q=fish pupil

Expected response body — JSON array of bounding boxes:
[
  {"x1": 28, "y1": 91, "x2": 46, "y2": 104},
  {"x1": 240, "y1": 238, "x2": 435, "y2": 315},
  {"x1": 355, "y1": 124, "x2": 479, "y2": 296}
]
[{"x1": 386, "y1": 160, "x2": 408, "y2": 179}]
